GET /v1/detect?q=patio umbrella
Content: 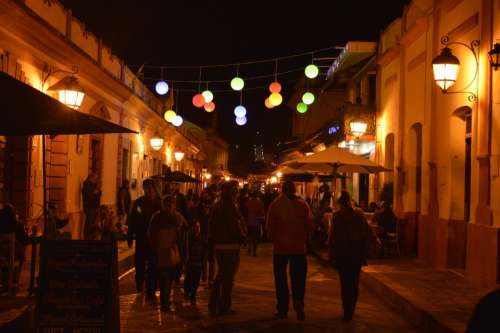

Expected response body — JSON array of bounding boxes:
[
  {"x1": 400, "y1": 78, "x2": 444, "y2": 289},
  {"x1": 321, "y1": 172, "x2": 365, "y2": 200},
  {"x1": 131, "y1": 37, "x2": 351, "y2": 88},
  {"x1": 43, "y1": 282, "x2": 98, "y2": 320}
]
[
  {"x1": 283, "y1": 145, "x2": 389, "y2": 174},
  {"x1": 0, "y1": 71, "x2": 137, "y2": 232}
]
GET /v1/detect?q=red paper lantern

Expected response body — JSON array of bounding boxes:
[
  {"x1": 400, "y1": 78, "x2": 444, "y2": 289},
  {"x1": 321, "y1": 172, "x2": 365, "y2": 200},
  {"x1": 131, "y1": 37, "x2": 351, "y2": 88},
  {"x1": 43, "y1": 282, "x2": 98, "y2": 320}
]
[
  {"x1": 204, "y1": 101, "x2": 216, "y2": 112},
  {"x1": 192, "y1": 94, "x2": 205, "y2": 108},
  {"x1": 269, "y1": 81, "x2": 282, "y2": 93}
]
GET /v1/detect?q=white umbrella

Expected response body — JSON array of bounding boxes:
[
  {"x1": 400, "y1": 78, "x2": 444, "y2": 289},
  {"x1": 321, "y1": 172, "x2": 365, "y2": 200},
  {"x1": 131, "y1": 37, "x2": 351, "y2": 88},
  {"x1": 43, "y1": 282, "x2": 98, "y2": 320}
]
[{"x1": 283, "y1": 145, "x2": 389, "y2": 174}]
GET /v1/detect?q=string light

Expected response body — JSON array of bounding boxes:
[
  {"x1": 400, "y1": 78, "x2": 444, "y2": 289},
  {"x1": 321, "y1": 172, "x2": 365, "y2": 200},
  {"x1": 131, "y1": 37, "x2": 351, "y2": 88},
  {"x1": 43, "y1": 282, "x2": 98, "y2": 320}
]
[
  {"x1": 269, "y1": 81, "x2": 281, "y2": 93},
  {"x1": 235, "y1": 116, "x2": 247, "y2": 126},
  {"x1": 155, "y1": 81, "x2": 169, "y2": 95},
  {"x1": 302, "y1": 92, "x2": 315, "y2": 105},
  {"x1": 231, "y1": 77, "x2": 245, "y2": 91},
  {"x1": 234, "y1": 105, "x2": 247, "y2": 118},
  {"x1": 204, "y1": 101, "x2": 216, "y2": 112},
  {"x1": 164, "y1": 110, "x2": 176, "y2": 122},
  {"x1": 296, "y1": 102, "x2": 308, "y2": 113},
  {"x1": 202, "y1": 89, "x2": 213, "y2": 103},
  {"x1": 305, "y1": 64, "x2": 319, "y2": 79},
  {"x1": 264, "y1": 97, "x2": 274, "y2": 109},
  {"x1": 192, "y1": 94, "x2": 205, "y2": 108},
  {"x1": 172, "y1": 115, "x2": 183, "y2": 127},
  {"x1": 269, "y1": 92, "x2": 283, "y2": 106}
]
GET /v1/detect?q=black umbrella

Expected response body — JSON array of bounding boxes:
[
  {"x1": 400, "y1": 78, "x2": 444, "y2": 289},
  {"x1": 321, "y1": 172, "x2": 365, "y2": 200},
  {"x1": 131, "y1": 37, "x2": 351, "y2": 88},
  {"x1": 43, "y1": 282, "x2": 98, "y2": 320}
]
[
  {"x1": 0, "y1": 71, "x2": 137, "y2": 233},
  {"x1": 152, "y1": 170, "x2": 201, "y2": 183}
]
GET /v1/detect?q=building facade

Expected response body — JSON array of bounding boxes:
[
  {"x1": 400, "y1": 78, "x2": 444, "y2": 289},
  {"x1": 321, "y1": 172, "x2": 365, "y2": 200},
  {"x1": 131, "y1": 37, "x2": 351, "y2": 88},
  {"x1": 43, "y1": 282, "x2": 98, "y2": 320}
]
[
  {"x1": 0, "y1": 0, "x2": 206, "y2": 239},
  {"x1": 376, "y1": 0, "x2": 500, "y2": 287}
]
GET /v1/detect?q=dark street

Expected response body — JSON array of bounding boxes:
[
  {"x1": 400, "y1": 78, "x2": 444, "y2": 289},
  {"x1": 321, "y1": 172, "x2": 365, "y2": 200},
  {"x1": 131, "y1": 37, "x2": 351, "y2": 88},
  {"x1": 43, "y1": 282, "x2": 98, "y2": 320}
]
[{"x1": 119, "y1": 245, "x2": 421, "y2": 332}]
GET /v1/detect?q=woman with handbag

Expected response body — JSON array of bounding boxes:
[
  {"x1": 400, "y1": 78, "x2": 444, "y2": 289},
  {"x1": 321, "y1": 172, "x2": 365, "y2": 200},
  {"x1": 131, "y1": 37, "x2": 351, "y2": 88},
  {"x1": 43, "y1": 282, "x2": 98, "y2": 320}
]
[{"x1": 149, "y1": 195, "x2": 182, "y2": 312}]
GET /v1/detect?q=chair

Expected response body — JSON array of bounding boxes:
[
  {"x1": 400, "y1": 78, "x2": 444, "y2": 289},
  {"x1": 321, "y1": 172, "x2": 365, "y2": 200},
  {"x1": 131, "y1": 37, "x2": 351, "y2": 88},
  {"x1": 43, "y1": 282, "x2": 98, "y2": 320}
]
[{"x1": 382, "y1": 220, "x2": 401, "y2": 258}]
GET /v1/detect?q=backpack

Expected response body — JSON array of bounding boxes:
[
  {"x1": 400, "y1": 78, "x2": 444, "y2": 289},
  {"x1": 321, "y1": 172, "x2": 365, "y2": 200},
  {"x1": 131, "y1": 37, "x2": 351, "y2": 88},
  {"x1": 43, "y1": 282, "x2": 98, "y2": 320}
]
[{"x1": 157, "y1": 227, "x2": 181, "y2": 268}]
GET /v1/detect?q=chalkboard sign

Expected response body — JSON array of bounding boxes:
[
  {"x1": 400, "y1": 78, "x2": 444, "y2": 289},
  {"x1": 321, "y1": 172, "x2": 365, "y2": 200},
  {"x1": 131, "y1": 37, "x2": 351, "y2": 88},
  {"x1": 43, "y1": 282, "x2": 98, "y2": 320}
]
[{"x1": 37, "y1": 240, "x2": 119, "y2": 333}]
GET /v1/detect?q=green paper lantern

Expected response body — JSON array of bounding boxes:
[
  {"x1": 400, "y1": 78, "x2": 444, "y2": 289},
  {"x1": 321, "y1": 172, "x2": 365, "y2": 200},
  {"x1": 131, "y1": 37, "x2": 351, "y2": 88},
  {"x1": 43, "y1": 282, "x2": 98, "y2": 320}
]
[
  {"x1": 230, "y1": 77, "x2": 245, "y2": 91},
  {"x1": 302, "y1": 92, "x2": 315, "y2": 105},
  {"x1": 305, "y1": 64, "x2": 319, "y2": 79},
  {"x1": 296, "y1": 102, "x2": 308, "y2": 113}
]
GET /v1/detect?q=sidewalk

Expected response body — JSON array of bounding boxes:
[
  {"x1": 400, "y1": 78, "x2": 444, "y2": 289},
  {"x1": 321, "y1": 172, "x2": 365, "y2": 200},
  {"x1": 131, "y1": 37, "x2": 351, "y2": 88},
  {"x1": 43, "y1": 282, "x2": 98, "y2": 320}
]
[
  {"x1": 314, "y1": 250, "x2": 491, "y2": 333},
  {"x1": 0, "y1": 240, "x2": 135, "y2": 332}
]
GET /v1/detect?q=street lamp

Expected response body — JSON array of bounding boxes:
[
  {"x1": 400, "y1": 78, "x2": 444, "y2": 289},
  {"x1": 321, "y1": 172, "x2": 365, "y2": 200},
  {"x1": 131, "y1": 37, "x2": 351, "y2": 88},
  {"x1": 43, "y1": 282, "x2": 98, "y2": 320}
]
[
  {"x1": 431, "y1": 36, "x2": 479, "y2": 101},
  {"x1": 489, "y1": 43, "x2": 500, "y2": 71},
  {"x1": 432, "y1": 47, "x2": 460, "y2": 93},
  {"x1": 350, "y1": 121, "x2": 368, "y2": 138},
  {"x1": 174, "y1": 151, "x2": 184, "y2": 162},
  {"x1": 149, "y1": 135, "x2": 164, "y2": 151}
]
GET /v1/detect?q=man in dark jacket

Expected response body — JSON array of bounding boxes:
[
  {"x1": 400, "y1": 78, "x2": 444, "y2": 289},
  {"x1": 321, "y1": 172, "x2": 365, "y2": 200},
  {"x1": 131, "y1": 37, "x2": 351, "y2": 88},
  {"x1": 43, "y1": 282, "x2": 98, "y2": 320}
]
[
  {"x1": 82, "y1": 173, "x2": 101, "y2": 240},
  {"x1": 208, "y1": 181, "x2": 246, "y2": 316},
  {"x1": 330, "y1": 190, "x2": 373, "y2": 321},
  {"x1": 127, "y1": 178, "x2": 161, "y2": 300}
]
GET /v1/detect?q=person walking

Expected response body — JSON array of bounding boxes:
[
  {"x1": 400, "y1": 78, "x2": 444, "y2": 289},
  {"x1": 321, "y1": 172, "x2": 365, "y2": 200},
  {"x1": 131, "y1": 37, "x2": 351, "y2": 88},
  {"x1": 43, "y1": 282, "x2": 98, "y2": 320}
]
[
  {"x1": 329, "y1": 190, "x2": 374, "y2": 321},
  {"x1": 148, "y1": 195, "x2": 182, "y2": 312},
  {"x1": 266, "y1": 181, "x2": 312, "y2": 321},
  {"x1": 82, "y1": 173, "x2": 101, "y2": 240},
  {"x1": 127, "y1": 179, "x2": 161, "y2": 301},
  {"x1": 208, "y1": 181, "x2": 246, "y2": 316},
  {"x1": 245, "y1": 191, "x2": 265, "y2": 257},
  {"x1": 117, "y1": 179, "x2": 132, "y2": 225},
  {"x1": 183, "y1": 221, "x2": 205, "y2": 305}
]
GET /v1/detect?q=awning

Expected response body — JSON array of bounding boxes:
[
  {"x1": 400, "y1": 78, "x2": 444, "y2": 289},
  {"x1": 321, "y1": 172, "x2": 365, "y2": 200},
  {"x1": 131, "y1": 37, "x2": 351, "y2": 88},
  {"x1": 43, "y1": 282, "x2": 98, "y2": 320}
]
[
  {"x1": 0, "y1": 71, "x2": 136, "y2": 135},
  {"x1": 152, "y1": 170, "x2": 201, "y2": 183}
]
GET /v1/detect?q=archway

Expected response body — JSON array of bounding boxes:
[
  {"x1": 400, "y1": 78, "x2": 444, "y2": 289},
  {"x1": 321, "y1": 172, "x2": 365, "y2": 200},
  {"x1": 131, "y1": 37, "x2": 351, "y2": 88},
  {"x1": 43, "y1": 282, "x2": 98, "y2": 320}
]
[
  {"x1": 381, "y1": 133, "x2": 395, "y2": 204},
  {"x1": 448, "y1": 106, "x2": 472, "y2": 270}
]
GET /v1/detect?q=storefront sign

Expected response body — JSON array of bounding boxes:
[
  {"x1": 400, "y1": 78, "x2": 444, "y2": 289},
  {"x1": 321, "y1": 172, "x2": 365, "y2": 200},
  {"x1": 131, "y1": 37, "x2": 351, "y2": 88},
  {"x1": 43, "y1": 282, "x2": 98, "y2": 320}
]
[{"x1": 36, "y1": 240, "x2": 119, "y2": 333}]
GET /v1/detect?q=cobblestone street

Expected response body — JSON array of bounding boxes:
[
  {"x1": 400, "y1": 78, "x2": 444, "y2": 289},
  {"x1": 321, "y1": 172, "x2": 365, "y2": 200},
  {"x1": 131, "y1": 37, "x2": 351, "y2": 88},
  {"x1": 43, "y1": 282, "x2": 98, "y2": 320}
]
[{"x1": 119, "y1": 246, "x2": 422, "y2": 332}]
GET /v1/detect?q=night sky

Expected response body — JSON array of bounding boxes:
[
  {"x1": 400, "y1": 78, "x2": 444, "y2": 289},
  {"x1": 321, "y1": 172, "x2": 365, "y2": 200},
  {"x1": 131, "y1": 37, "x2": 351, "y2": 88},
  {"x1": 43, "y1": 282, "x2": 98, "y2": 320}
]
[{"x1": 59, "y1": 0, "x2": 409, "y2": 170}]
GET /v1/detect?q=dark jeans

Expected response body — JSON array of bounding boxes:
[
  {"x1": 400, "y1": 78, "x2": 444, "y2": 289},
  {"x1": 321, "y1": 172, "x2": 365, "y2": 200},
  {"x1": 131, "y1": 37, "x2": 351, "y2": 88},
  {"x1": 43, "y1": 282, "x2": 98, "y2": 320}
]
[
  {"x1": 158, "y1": 266, "x2": 177, "y2": 306},
  {"x1": 134, "y1": 244, "x2": 155, "y2": 296},
  {"x1": 209, "y1": 250, "x2": 240, "y2": 314},
  {"x1": 273, "y1": 254, "x2": 307, "y2": 314},
  {"x1": 83, "y1": 209, "x2": 97, "y2": 239},
  {"x1": 203, "y1": 241, "x2": 215, "y2": 283},
  {"x1": 338, "y1": 265, "x2": 361, "y2": 318},
  {"x1": 247, "y1": 226, "x2": 260, "y2": 256},
  {"x1": 184, "y1": 264, "x2": 202, "y2": 299}
]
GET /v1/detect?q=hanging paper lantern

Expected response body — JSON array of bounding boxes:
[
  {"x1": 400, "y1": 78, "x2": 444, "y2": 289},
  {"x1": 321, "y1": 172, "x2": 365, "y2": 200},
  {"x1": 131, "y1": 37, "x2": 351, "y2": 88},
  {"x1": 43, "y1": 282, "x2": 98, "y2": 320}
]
[
  {"x1": 296, "y1": 102, "x2": 308, "y2": 113},
  {"x1": 172, "y1": 115, "x2": 183, "y2": 127},
  {"x1": 202, "y1": 90, "x2": 214, "y2": 103},
  {"x1": 234, "y1": 105, "x2": 247, "y2": 118},
  {"x1": 235, "y1": 116, "x2": 247, "y2": 126},
  {"x1": 269, "y1": 92, "x2": 283, "y2": 106},
  {"x1": 204, "y1": 102, "x2": 216, "y2": 112},
  {"x1": 302, "y1": 92, "x2": 315, "y2": 105},
  {"x1": 264, "y1": 97, "x2": 274, "y2": 109},
  {"x1": 230, "y1": 77, "x2": 245, "y2": 91},
  {"x1": 155, "y1": 81, "x2": 169, "y2": 95},
  {"x1": 164, "y1": 110, "x2": 177, "y2": 122},
  {"x1": 305, "y1": 64, "x2": 319, "y2": 79},
  {"x1": 269, "y1": 81, "x2": 282, "y2": 93},
  {"x1": 192, "y1": 94, "x2": 205, "y2": 108}
]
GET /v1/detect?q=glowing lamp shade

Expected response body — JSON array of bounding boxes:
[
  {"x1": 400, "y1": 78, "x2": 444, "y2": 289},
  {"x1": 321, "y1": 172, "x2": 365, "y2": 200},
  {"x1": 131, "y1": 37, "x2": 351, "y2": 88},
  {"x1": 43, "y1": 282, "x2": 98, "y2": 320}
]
[
  {"x1": 150, "y1": 136, "x2": 164, "y2": 151},
  {"x1": 269, "y1": 81, "x2": 282, "y2": 93},
  {"x1": 302, "y1": 92, "x2": 315, "y2": 105},
  {"x1": 174, "y1": 151, "x2": 184, "y2": 161},
  {"x1": 202, "y1": 90, "x2": 214, "y2": 103},
  {"x1": 205, "y1": 173, "x2": 212, "y2": 180},
  {"x1": 192, "y1": 94, "x2": 205, "y2": 108},
  {"x1": 204, "y1": 102, "x2": 216, "y2": 112},
  {"x1": 234, "y1": 105, "x2": 247, "y2": 118},
  {"x1": 432, "y1": 47, "x2": 460, "y2": 92},
  {"x1": 305, "y1": 64, "x2": 319, "y2": 79},
  {"x1": 269, "y1": 92, "x2": 283, "y2": 106},
  {"x1": 264, "y1": 98, "x2": 274, "y2": 109},
  {"x1": 296, "y1": 102, "x2": 308, "y2": 113},
  {"x1": 164, "y1": 110, "x2": 177, "y2": 123},
  {"x1": 155, "y1": 80, "x2": 169, "y2": 95},
  {"x1": 230, "y1": 77, "x2": 245, "y2": 91},
  {"x1": 225, "y1": 176, "x2": 230, "y2": 181},
  {"x1": 235, "y1": 116, "x2": 247, "y2": 126},
  {"x1": 48, "y1": 76, "x2": 85, "y2": 109},
  {"x1": 350, "y1": 121, "x2": 368, "y2": 137},
  {"x1": 172, "y1": 115, "x2": 183, "y2": 127}
]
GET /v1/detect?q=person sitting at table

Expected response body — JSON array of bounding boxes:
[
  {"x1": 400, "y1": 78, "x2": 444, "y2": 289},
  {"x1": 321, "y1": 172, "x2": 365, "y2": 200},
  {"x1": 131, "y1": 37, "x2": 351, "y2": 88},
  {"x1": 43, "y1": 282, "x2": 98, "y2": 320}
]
[{"x1": 373, "y1": 201, "x2": 397, "y2": 240}]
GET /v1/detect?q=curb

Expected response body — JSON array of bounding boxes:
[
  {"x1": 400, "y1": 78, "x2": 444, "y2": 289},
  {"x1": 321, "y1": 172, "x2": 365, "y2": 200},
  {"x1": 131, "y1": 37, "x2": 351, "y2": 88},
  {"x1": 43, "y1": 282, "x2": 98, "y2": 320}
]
[{"x1": 311, "y1": 250, "x2": 456, "y2": 333}]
